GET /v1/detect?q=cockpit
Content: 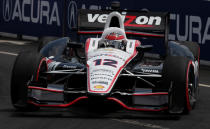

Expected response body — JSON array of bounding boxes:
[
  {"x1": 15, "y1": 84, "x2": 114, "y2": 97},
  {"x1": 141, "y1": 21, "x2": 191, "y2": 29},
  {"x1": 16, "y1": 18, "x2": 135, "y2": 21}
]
[{"x1": 98, "y1": 39, "x2": 127, "y2": 50}]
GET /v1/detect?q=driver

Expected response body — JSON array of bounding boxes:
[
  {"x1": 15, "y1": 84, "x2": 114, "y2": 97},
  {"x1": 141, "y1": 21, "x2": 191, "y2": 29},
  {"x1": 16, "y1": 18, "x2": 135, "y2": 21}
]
[{"x1": 99, "y1": 32, "x2": 127, "y2": 50}]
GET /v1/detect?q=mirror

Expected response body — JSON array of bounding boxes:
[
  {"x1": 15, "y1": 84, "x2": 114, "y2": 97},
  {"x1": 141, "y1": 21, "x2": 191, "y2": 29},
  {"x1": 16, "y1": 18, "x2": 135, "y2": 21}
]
[
  {"x1": 136, "y1": 45, "x2": 153, "y2": 52},
  {"x1": 68, "y1": 42, "x2": 84, "y2": 48}
]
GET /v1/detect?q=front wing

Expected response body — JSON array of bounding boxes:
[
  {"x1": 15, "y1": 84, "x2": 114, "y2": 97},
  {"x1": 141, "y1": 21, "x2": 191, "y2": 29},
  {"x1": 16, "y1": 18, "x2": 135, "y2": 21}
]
[{"x1": 27, "y1": 71, "x2": 169, "y2": 112}]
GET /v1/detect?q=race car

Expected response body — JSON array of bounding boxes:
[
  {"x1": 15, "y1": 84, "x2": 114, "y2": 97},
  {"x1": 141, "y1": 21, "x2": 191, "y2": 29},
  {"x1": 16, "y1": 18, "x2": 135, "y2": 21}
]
[{"x1": 11, "y1": 9, "x2": 200, "y2": 114}]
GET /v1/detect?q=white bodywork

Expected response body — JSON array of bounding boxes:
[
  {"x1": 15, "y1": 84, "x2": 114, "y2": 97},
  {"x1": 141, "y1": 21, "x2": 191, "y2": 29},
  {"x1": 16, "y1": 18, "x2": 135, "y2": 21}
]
[{"x1": 86, "y1": 39, "x2": 137, "y2": 93}]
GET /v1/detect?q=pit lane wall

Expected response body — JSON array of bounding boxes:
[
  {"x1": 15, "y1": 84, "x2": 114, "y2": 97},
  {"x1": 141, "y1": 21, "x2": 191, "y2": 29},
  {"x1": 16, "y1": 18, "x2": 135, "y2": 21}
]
[{"x1": 0, "y1": 0, "x2": 210, "y2": 61}]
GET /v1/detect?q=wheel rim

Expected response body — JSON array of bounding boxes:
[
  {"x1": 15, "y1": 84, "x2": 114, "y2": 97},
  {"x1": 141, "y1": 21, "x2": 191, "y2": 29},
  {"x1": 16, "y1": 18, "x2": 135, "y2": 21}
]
[{"x1": 187, "y1": 68, "x2": 196, "y2": 108}]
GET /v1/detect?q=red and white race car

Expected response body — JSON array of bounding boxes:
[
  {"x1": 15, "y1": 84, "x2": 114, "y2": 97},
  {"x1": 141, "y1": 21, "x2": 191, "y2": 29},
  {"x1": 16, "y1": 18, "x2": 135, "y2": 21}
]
[{"x1": 11, "y1": 9, "x2": 200, "y2": 114}]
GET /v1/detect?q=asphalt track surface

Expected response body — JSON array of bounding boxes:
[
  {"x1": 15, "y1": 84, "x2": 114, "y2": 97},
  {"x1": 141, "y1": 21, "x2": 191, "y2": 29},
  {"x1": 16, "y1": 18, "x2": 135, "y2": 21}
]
[{"x1": 0, "y1": 38, "x2": 210, "y2": 129}]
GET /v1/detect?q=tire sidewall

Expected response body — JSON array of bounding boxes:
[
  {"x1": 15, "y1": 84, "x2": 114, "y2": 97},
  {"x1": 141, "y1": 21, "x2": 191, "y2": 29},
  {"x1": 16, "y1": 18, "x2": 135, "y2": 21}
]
[
  {"x1": 163, "y1": 56, "x2": 195, "y2": 114},
  {"x1": 11, "y1": 51, "x2": 42, "y2": 110}
]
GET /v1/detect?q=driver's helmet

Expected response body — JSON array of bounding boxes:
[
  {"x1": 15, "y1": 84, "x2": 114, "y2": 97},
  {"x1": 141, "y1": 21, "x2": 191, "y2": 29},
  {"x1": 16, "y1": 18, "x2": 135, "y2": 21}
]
[
  {"x1": 105, "y1": 32, "x2": 125, "y2": 41},
  {"x1": 104, "y1": 32, "x2": 126, "y2": 50}
]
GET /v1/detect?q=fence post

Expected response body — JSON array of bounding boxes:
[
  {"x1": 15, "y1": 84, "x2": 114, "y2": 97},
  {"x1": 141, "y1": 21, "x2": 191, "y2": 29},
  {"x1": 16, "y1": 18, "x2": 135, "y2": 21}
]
[
  {"x1": 62, "y1": 0, "x2": 67, "y2": 37},
  {"x1": 17, "y1": 34, "x2": 22, "y2": 40}
]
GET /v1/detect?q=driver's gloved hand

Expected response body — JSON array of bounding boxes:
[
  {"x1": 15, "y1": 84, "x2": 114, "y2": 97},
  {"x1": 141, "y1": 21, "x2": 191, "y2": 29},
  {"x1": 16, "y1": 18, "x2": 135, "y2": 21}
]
[{"x1": 119, "y1": 40, "x2": 127, "y2": 51}]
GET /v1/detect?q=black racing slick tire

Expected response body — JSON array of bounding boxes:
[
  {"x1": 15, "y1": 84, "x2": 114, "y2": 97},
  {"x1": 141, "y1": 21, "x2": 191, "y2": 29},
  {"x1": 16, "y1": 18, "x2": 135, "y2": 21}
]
[
  {"x1": 163, "y1": 56, "x2": 196, "y2": 114},
  {"x1": 11, "y1": 51, "x2": 42, "y2": 111},
  {"x1": 179, "y1": 41, "x2": 200, "y2": 61},
  {"x1": 38, "y1": 36, "x2": 59, "y2": 51}
]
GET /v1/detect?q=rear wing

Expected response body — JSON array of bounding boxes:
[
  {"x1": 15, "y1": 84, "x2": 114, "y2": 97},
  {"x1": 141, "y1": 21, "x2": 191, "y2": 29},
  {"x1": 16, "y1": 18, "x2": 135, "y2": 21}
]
[{"x1": 78, "y1": 9, "x2": 169, "y2": 39}]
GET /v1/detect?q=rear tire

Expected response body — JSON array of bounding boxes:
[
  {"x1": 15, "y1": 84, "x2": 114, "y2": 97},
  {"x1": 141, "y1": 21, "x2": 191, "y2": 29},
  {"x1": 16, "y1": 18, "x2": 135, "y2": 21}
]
[
  {"x1": 11, "y1": 51, "x2": 42, "y2": 111},
  {"x1": 38, "y1": 36, "x2": 59, "y2": 51},
  {"x1": 179, "y1": 41, "x2": 200, "y2": 61},
  {"x1": 163, "y1": 56, "x2": 196, "y2": 114}
]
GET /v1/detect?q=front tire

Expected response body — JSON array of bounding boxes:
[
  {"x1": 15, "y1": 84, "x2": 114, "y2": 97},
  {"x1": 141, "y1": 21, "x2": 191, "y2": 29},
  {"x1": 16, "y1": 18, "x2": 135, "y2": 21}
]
[
  {"x1": 163, "y1": 56, "x2": 197, "y2": 114},
  {"x1": 11, "y1": 51, "x2": 42, "y2": 111}
]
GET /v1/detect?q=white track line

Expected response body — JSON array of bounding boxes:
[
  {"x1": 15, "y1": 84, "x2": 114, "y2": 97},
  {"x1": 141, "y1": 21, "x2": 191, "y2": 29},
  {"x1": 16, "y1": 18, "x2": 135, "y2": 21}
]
[
  {"x1": 0, "y1": 39, "x2": 29, "y2": 45},
  {"x1": 112, "y1": 119, "x2": 169, "y2": 129},
  {"x1": 199, "y1": 83, "x2": 210, "y2": 88},
  {"x1": 0, "y1": 51, "x2": 18, "y2": 56}
]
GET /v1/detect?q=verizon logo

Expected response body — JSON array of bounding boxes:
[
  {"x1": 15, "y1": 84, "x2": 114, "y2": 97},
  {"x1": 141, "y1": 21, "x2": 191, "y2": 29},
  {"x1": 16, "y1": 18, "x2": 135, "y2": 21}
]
[{"x1": 87, "y1": 13, "x2": 162, "y2": 27}]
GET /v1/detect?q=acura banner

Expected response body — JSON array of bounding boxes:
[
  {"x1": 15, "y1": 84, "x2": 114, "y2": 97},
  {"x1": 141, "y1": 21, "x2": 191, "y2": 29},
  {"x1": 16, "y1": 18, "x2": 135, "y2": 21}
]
[{"x1": 0, "y1": 0, "x2": 210, "y2": 61}]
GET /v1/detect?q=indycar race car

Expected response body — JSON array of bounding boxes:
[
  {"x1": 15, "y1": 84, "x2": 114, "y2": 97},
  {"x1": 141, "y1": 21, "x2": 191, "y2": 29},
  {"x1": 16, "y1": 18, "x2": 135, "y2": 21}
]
[{"x1": 11, "y1": 9, "x2": 200, "y2": 114}]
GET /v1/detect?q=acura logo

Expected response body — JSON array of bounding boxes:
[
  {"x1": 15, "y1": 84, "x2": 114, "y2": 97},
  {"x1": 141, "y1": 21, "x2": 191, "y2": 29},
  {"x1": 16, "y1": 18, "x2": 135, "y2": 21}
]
[
  {"x1": 2, "y1": 0, "x2": 12, "y2": 22},
  {"x1": 68, "y1": 1, "x2": 77, "y2": 29}
]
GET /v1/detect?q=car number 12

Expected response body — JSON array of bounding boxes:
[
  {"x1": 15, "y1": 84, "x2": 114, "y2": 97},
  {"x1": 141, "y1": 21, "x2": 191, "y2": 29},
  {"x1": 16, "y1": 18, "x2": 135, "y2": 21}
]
[{"x1": 94, "y1": 59, "x2": 118, "y2": 68}]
